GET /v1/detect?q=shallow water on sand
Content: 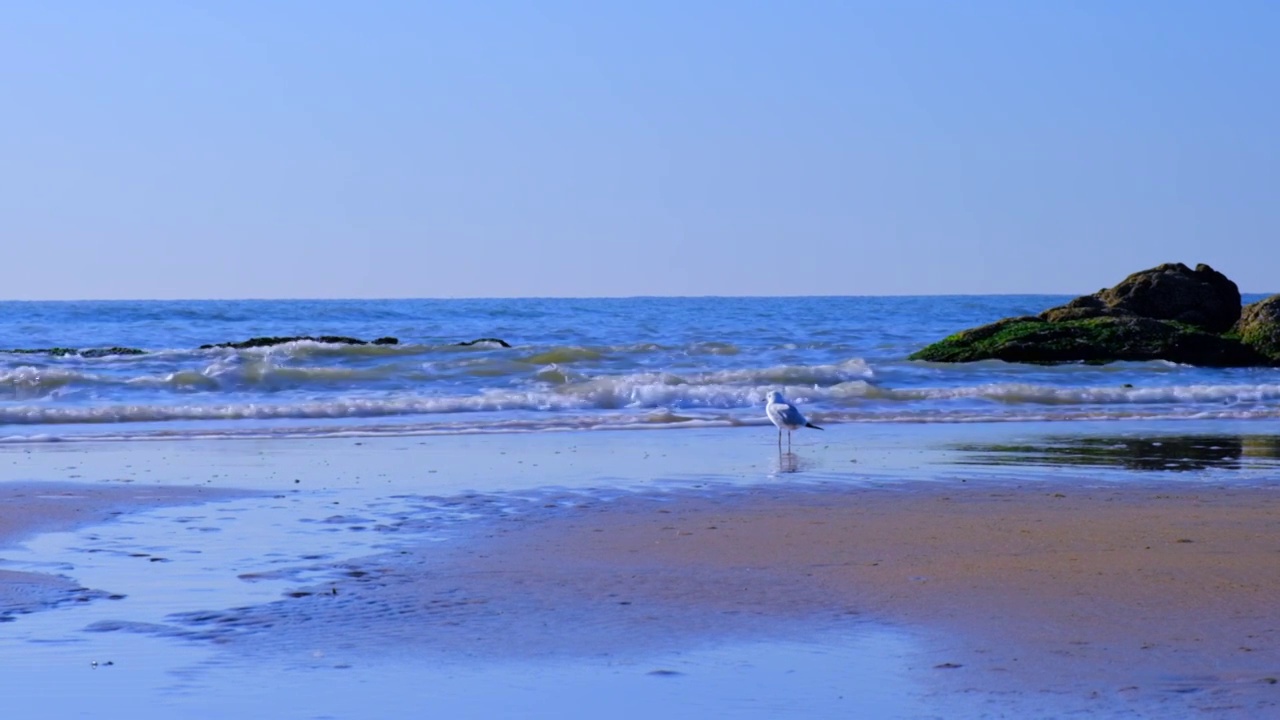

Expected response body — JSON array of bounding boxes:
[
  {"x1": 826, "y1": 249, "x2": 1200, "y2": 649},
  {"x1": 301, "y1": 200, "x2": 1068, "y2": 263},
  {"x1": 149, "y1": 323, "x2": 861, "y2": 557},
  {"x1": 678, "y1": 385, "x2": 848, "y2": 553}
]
[
  {"x1": 3, "y1": 421, "x2": 1280, "y2": 718},
  {"x1": 0, "y1": 429, "x2": 939, "y2": 718},
  {"x1": 5, "y1": 623, "x2": 928, "y2": 720}
]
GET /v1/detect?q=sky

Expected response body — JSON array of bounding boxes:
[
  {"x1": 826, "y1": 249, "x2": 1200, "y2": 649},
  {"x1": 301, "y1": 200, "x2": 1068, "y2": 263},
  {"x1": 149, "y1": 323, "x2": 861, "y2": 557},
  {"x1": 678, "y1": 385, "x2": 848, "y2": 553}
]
[{"x1": 2, "y1": 1, "x2": 1277, "y2": 299}]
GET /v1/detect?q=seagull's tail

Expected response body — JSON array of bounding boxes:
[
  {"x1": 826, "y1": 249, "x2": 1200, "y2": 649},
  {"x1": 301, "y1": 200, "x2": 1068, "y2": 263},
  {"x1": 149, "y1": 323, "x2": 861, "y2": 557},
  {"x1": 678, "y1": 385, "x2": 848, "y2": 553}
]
[{"x1": 806, "y1": 422, "x2": 823, "y2": 430}]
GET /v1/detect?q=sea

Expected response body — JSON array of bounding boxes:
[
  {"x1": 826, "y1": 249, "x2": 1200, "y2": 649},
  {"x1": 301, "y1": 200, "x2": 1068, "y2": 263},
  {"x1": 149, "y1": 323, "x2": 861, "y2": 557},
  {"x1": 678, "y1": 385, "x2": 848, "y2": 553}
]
[{"x1": 2, "y1": 295, "x2": 1279, "y2": 444}]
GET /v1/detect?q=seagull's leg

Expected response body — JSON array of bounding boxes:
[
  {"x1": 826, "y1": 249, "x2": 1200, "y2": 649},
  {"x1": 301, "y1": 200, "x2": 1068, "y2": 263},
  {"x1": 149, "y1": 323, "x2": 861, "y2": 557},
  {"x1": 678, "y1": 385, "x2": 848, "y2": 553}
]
[{"x1": 777, "y1": 428, "x2": 782, "y2": 452}]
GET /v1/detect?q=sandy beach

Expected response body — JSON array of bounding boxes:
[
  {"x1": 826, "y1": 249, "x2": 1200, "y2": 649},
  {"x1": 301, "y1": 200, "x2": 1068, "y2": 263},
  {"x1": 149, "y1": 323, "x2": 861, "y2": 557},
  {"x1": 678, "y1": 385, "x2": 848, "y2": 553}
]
[
  {"x1": 1, "y1": 427, "x2": 1279, "y2": 718},
  {"x1": 449, "y1": 482, "x2": 1280, "y2": 715}
]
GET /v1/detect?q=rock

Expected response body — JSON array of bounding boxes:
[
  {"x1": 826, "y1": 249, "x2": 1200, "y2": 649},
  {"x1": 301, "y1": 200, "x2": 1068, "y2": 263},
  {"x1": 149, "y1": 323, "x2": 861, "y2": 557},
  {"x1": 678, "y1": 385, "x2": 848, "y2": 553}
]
[
  {"x1": 911, "y1": 315, "x2": 1263, "y2": 366},
  {"x1": 79, "y1": 347, "x2": 148, "y2": 358},
  {"x1": 1038, "y1": 296, "x2": 1131, "y2": 323},
  {"x1": 455, "y1": 338, "x2": 512, "y2": 348},
  {"x1": 314, "y1": 336, "x2": 368, "y2": 346},
  {"x1": 910, "y1": 317, "x2": 1044, "y2": 362},
  {"x1": 4, "y1": 347, "x2": 146, "y2": 357},
  {"x1": 199, "y1": 336, "x2": 389, "y2": 350},
  {"x1": 911, "y1": 263, "x2": 1271, "y2": 367},
  {"x1": 7, "y1": 347, "x2": 80, "y2": 356},
  {"x1": 372, "y1": 337, "x2": 399, "y2": 345},
  {"x1": 1040, "y1": 263, "x2": 1241, "y2": 333},
  {"x1": 1233, "y1": 295, "x2": 1280, "y2": 362}
]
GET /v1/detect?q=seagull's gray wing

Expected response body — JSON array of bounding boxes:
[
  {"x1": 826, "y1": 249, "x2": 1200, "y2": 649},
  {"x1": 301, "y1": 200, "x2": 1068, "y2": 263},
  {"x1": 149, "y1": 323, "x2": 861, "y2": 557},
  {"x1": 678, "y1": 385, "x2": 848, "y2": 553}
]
[{"x1": 770, "y1": 402, "x2": 807, "y2": 428}]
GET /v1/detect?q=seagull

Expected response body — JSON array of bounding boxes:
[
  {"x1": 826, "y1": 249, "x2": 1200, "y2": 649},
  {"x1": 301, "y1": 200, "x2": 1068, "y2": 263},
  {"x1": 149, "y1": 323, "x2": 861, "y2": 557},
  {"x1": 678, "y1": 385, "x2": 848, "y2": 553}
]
[{"x1": 765, "y1": 390, "x2": 822, "y2": 451}]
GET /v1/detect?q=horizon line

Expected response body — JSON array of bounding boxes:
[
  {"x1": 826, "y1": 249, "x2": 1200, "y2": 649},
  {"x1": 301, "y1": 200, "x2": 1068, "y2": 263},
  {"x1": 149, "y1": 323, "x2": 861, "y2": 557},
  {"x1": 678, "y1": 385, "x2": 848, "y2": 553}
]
[{"x1": 2, "y1": 290, "x2": 1277, "y2": 303}]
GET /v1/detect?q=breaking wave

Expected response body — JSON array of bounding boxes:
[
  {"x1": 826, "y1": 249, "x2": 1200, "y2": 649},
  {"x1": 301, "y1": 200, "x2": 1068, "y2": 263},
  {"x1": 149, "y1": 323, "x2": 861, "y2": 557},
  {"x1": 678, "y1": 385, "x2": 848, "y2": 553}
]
[
  {"x1": 2, "y1": 378, "x2": 1279, "y2": 430},
  {"x1": 1, "y1": 357, "x2": 875, "y2": 398}
]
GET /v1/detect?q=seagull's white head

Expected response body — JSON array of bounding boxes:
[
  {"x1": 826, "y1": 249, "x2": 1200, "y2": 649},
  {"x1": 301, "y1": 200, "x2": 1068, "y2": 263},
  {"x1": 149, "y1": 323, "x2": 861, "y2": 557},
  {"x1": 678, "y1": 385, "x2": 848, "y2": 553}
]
[{"x1": 765, "y1": 390, "x2": 784, "y2": 404}]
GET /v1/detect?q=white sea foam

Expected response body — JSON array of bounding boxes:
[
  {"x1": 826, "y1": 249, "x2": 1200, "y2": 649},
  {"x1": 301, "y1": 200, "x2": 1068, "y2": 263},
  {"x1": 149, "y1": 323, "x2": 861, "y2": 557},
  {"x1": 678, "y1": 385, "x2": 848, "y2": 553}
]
[
  {"x1": 882, "y1": 382, "x2": 1280, "y2": 406},
  {"x1": 3, "y1": 377, "x2": 1279, "y2": 429},
  {"x1": 0, "y1": 356, "x2": 874, "y2": 395},
  {"x1": 0, "y1": 366, "x2": 96, "y2": 389}
]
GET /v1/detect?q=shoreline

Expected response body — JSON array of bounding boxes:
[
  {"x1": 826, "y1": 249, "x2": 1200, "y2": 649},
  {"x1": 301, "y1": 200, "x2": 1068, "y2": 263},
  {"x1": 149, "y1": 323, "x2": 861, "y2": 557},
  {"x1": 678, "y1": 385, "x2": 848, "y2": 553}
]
[{"x1": 0, "y1": 481, "x2": 251, "y2": 622}]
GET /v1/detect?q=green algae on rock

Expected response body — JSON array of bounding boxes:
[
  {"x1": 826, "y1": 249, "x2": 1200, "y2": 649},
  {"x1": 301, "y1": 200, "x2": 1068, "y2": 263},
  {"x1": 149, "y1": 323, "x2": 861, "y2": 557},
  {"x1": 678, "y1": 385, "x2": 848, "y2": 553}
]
[
  {"x1": 910, "y1": 316, "x2": 1264, "y2": 366},
  {"x1": 910, "y1": 263, "x2": 1278, "y2": 367},
  {"x1": 1233, "y1": 296, "x2": 1280, "y2": 363},
  {"x1": 1038, "y1": 263, "x2": 1241, "y2": 333}
]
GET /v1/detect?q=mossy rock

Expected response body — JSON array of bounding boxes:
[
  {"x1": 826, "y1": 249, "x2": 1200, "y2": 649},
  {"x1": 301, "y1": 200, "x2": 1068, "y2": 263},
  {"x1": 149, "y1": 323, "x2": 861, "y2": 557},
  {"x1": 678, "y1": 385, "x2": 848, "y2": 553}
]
[
  {"x1": 910, "y1": 315, "x2": 1266, "y2": 366},
  {"x1": 1233, "y1": 295, "x2": 1280, "y2": 362},
  {"x1": 1038, "y1": 263, "x2": 1241, "y2": 332}
]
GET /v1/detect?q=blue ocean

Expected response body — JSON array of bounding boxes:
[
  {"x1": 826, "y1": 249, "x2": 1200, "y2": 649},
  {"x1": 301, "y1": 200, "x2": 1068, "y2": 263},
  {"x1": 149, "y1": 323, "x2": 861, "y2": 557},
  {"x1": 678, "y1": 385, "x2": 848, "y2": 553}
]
[{"x1": 2, "y1": 295, "x2": 1279, "y2": 443}]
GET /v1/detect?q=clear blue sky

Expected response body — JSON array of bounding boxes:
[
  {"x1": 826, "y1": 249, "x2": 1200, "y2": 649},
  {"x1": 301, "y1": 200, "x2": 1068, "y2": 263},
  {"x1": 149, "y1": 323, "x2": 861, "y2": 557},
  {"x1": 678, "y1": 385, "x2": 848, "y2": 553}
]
[{"x1": 3, "y1": 1, "x2": 1277, "y2": 299}]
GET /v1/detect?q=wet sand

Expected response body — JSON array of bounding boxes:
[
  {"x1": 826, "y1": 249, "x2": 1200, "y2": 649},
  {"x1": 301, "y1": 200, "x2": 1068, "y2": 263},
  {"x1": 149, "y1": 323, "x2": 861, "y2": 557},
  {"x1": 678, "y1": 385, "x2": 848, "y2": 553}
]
[
  {"x1": 449, "y1": 481, "x2": 1280, "y2": 714},
  {"x1": 0, "y1": 482, "x2": 250, "y2": 621},
  {"x1": 2, "y1": 428, "x2": 1279, "y2": 717}
]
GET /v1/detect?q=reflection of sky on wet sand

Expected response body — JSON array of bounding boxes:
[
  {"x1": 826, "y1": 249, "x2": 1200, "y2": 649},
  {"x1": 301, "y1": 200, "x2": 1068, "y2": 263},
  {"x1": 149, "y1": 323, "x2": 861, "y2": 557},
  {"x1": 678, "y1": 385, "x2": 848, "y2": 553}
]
[
  {"x1": 1, "y1": 495, "x2": 937, "y2": 719},
  {"x1": 0, "y1": 430, "x2": 946, "y2": 720},
  {"x1": 6, "y1": 421, "x2": 1280, "y2": 718},
  {"x1": 3, "y1": 626, "x2": 931, "y2": 719},
  {"x1": 952, "y1": 434, "x2": 1280, "y2": 472}
]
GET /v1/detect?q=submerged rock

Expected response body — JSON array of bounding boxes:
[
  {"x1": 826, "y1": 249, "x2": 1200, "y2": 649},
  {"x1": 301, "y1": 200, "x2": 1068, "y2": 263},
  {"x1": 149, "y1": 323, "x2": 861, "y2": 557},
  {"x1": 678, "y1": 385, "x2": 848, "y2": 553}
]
[
  {"x1": 455, "y1": 338, "x2": 512, "y2": 348},
  {"x1": 80, "y1": 347, "x2": 149, "y2": 358},
  {"x1": 198, "y1": 335, "x2": 399, "y2": 350},
  {"x1": 2, "y1": 338, "x2": 407, "y2": 356},
  {"x1": 4, "y1": 347, "x2": 146, "y2": 357},
  {"x1": 911, "y1": 263, "x2": 1275, "y2": 367}
]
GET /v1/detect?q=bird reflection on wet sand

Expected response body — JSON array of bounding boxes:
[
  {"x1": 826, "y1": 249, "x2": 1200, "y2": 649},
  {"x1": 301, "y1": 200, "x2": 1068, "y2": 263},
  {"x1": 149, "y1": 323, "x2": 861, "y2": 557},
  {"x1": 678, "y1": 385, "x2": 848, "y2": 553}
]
[{"x1": 773, "y1": 451, "x2": 808, "y2": 475}]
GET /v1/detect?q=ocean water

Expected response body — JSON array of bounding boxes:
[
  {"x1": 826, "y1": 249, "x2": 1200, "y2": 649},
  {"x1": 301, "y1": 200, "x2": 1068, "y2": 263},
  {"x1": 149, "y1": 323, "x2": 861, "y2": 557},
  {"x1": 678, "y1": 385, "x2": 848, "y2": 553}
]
[{"x1": 2, "y1": 295, "x2": 1279, "y2": 443}]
